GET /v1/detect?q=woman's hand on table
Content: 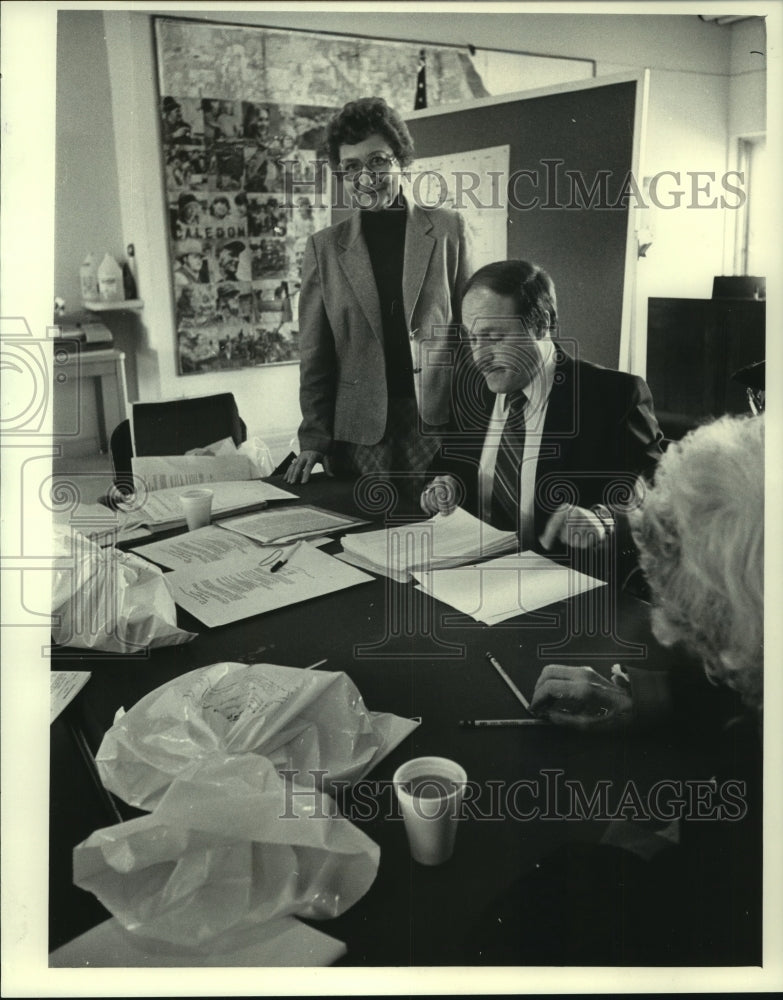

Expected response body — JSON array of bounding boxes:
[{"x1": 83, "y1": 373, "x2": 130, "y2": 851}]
[
  {"x1": 420, "y1": 475, "x2": 459, "y2": 516},
  {"x1": 285, "y1": 450, "x2": 334, "y2": 484},
  {"x1": 530, "y1": 664, "x2": 633, "y2": 731}
]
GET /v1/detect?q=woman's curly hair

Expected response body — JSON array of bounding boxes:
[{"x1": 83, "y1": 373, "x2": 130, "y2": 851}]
[
  {"x1": 323, "y1": 97, "x2": 415, "y2": 170},
  {"x1": 630, "y1": 414, "x2": 764, "y2": 713}
]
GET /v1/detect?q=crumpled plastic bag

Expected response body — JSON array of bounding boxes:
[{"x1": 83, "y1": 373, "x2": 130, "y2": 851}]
[
  {"x1": 186, "y1": 435, "x2": 274, "y2": 478},
  {"x1": 73, "y1": 754, "x2": 379, "y2": 949},
  {"x1": 97, "y1": 661, "x2": 418, "y2": 810},
  {"x1": 51, "y1": 525, "x2": 196, "y2": 653}
]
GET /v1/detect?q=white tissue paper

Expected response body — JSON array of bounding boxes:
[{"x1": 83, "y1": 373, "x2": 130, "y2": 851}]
[{"x1": 51, "y1": 525, "x2": 195, "y2": 653}]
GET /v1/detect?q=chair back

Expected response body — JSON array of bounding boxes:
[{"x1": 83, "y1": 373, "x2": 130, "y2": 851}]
[{"x1": 110, "y1": 393, "x2": 247, "y2": 490}]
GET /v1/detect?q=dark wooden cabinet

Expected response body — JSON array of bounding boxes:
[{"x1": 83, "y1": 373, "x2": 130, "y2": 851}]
[{"x1": 646, "y1": 297, "x2": 765, "y2": 439}]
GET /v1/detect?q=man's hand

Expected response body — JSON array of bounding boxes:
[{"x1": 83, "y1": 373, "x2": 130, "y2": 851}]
[
  {"x1": 284, "y1": 450, "x2": 333, "y2": 484},
  {"x1": 539, "y1": 503, "x2": 611, "y2": 550},
  {"x1": 530, "y1": 664, "x2": 633, "y2": 731},
  {"x1": 420, "y1": 475, "x2": 459, "y2": 516}
]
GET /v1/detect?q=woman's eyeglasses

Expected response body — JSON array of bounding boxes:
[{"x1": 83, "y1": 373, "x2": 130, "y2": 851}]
[{"x1": 338, "y1": 152, "x2": 397, "y2": 180}]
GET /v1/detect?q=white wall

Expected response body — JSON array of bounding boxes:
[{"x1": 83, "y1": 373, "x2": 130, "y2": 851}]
[{"x1": 56, "y1": 9, "x2": 763, "y2": 450}]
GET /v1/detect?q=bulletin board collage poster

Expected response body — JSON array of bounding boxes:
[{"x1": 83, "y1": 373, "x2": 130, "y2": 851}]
[{"x1": 154, "y1": 17, "x2": 498, "y2": 375}]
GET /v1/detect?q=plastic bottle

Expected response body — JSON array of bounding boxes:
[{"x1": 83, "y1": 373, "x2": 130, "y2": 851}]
[
  {"x1": 79, "y1": 253, "x2": 100, "y2": 302},
  {"x1": 97, "y1": 253, "x2": 124, "y2": 302},
  {"x1": 122, "y1": 243, "x2": 139, "y2": 300},
  {"x1": 122, "y1": 261, "x2": 137, "y2": 300}
]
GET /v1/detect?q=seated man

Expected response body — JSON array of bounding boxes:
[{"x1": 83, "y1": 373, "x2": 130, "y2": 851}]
[{"x1": 421, "y1": 259, "x2": 662, "y2": 558}]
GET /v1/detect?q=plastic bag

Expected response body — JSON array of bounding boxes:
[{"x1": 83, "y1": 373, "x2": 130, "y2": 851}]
[
  {"x1": 51, "y1": 525, "x2": 195, "y2": 653},
  {"x1": 186, "y1": 435, "x2": 275, "y2": 478},
  {"x1": 74, "y1": 754, "x2": 379, "y2": 948},
  {"x1": 237, "y1": 436, "x2": 274, "y2": 478},
  {"x1": 97, "y1": 661, "x2": 418, "y2": 810}
]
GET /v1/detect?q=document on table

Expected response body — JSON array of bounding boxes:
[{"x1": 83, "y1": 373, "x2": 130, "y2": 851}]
[
  {"x1": 220, "y1": 504, "x2": 368, "y2": 544},
  {"x1": 413, "y1": 550, "x2": 606, "y2": 624},
  {"x1": 49, "y1": 915, "x2": 347, "y2": 967},
  {"x1": 51, "y1": 671, "x2": 91, "y2": 723},
  {"x1": 118, "y1": 479, "x2": 298, "y2": 531},
  {"x1": 133, "y1": 524, "x2": 266, "y2": 571},
  {"x1": 167, "y1": 540, "x2": 373, "y2": 627},
  {"x1": 132, "y1": 454, "x2": 256, "y2": 491},
  {"x1": 52, "y1": 502, "x2": 152, "y2": 546},
  {"x1": 339, "y1": 507, "x2": 517, "y2": 582}
]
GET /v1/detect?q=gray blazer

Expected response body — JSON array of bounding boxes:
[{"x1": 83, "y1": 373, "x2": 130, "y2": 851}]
[{"x1": 296, "y1": 198, "x2": 472, "y2": 452}]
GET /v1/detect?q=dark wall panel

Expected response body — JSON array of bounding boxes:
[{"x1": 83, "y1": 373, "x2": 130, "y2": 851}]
[{"x1": 405, "y1": 80, "x2": 638, "y2": 370}]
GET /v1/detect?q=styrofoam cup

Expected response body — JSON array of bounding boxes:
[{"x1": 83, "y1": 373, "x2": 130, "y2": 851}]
[
  {"x1": 393, "y1": 756, "x2": 467, "y2": 865},
  {"x1": 179, "y1": 488, "x2": 213, "y2": 531}
]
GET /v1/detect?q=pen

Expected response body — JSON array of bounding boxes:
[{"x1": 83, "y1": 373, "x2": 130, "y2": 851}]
[
  {"x1": 460, "y1": 718, "x2": 549, "y2": 728},
  {"x1": 485, "y1": 651, "x2": 532, "y2": 712},
  {"x1": 270, "y1": 540, "x2": 302, "y2": 573}
]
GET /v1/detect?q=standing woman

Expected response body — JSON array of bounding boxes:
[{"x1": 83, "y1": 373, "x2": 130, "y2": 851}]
[{"x1": 285, "y1": 97, "x2": 472, "y2": 497}]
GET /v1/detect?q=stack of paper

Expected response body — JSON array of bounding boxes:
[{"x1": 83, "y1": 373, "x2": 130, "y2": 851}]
[
  {"x1": 49, "y1": 915, "x2": 346, "y2": 967},
  {"x1": 219, "y1": 505, "x2": 368, "y2": 545},
  {"x1": 51, "y1": 671, "x2": 91, "y2": 723},
  {"x1": 413, "y1": 550, "x2": 606, "y2": 624},
  {"x1": 131, "y1": 453, "x2": 256, "y2": 491},
  {"x1": 338, "y1": 507, "x2": 517, "y2": 583},
  {"x1": 52, "y1": 502, "x2": 152, "y2": 546},
  {"x1": 167, "y1": 540, "x2": 373, "y2": 627},
  {"x1": 117, "y1": 480, "x2": 297, "y2": 532},
  {"x1": 133, "y1": 525, "x2": 263, "y2": 571}
]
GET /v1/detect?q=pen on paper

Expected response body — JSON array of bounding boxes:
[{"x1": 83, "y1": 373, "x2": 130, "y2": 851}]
[
  {"x1": 305, "y1": 658, "x2": 328, "y2": 670},
  {"x1": 270, "y1": 541, "x2": 302, "y2": 573},
  {"x1": 460, "y1": 718, "x2": 549, "y2": 728},
  {"x1": 485, "y1": 651, "x2": 532, "y2": 712}
]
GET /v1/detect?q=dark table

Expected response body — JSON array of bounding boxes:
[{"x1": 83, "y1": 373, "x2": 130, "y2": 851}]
[{"x1": 50, "y1": 475, "x2": 714, "y2": 965}]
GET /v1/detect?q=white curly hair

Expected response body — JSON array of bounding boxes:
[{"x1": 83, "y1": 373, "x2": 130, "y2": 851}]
[{"x1": 630, "y1": 414, "x2": 764, "y2": 713}]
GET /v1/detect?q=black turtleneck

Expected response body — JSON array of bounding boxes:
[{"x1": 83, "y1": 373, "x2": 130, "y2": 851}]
[{"x1": 360, "y1": 194, "x2": 415, "y2": 398}]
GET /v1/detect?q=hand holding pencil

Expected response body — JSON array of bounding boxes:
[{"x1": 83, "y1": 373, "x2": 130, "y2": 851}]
[{"x1": 530, "y1": 663, "x2": 633, "y2": 731}]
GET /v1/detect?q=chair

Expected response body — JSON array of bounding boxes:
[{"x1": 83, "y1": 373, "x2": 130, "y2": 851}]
[{"x1": 109, "y1": 393, "x2": 247, "y2": 492}]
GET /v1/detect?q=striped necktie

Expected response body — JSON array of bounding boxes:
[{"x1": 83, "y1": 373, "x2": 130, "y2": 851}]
[{"x1": 491, "y1": 390, "x2": 527, "y2": 532}]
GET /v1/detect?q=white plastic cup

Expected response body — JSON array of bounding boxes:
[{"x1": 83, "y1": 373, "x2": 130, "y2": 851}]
[
  {"x1": 179, "y1": 488, "x2": 213, "y2": 531},
  {"x1": 393, "y1": 756, "x2": 467, "y2": 866}
]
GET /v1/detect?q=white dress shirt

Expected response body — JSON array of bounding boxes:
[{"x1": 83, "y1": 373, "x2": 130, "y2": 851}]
[{"x1": 478, "y1": 338, "x2": 557, "y2": 546}]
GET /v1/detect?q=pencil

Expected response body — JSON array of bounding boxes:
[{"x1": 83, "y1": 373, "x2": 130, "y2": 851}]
[
  {"x1": 485, "y1": 651, "x2": 532, "y2": 712},
  {"x1": 460, "y1": 718, "x2": 549, "y2": 728}
]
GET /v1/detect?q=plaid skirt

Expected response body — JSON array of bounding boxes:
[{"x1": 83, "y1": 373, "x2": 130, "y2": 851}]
[{"x1": 333, "y1": 396, "x2": 443, "y2": 506}]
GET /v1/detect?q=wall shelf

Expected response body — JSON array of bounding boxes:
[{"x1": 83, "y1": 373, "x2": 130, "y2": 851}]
[{"x1": 83, "y1": 298, "x2": 143, "y2": 313}]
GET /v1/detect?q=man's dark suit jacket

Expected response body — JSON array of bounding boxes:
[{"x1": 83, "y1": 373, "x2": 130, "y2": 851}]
[{"x1": 433, "y1": 348, "x2": 664, "y2": 548}]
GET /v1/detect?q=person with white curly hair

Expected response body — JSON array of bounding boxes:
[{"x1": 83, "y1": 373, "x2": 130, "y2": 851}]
[
  {"x1": 531, "y1": 412, "x2": 764, "y2": 727},
  {"x1": 471, "y1": 414, "x2": 763, "y2": 966}
]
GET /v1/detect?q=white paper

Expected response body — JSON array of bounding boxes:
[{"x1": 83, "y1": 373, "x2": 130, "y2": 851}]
[
  {"x1": 219, "y1": 505, "x2": 366, "y2": 544},
  {"x1": 132, "y1": 454, "x2": 256, "y2": 491},
  {"x1": 49, "y1": 915, "x2": 347, "y2": 968},
  {"x1": 414, "y1": 550, "x2": 606, "y2": 624},
  {"x1": 414, "y1": 145, "x2": 509, "y2": 270},
  {"x1": 168, "y1": 541, "x2": 373, "y2": 627},
  {"x1": 339, "y1": 507, "x2": 516, "y2": 582},
  {"x1": 50, "y1": 671, "x2": 91, "y2": 723},
  {"x1": 118, "y1": 479, "x2": 298, "y2": 529},
  {"x1": 52, "y1": 502, "x2": 151, "y2": 546},
  {"x1": 133, "y1": 525, "x2": 264, "y2": 571}
]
